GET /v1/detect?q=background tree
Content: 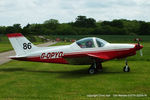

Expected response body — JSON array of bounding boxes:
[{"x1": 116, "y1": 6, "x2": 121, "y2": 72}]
[
  {"x1": 138, "y1": 21, "x2": 150, "y2": 35},
  {"x1": 22, "y1": 24, "x2": 31, "y2": 35},
  {"x1": 0, "y1": 16, "x2": 150, "y2": 35},
  {"x1": 6, "y1": 26, "x2": 16, "y2": 33},
  {"x1": 43, "y1": 19, "x2": 59, "y2": 29},
  {"x1": 0, "y1": 26, "x2": 6, "y2": 34},
  {"x1": 74, "y1": 16, "x2": 96, "y2": 28},
  {"x1": 13, "y1": 24, "x2": 22, "y2": 33}
]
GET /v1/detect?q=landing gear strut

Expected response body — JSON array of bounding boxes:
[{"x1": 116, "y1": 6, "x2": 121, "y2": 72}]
[
  {"x1": 123, "y1": 58, "x2": 130, "y2": 72},
  {"x1": 88, "y1": 62, "x2": 103, "y2": 74}
]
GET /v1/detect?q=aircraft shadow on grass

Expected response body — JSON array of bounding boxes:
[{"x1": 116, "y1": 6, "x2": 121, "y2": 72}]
[{"x1": 0, "y1": 67, "x2": 126, "y2": 79}]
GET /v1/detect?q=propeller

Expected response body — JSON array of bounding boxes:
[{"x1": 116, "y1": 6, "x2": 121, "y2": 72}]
[
  {"x1": 140, "y1": 49, "x2": 143, "y2": 56},
  {"x1": 134, "y1": 38, "x2": 143, "y2": 56}
]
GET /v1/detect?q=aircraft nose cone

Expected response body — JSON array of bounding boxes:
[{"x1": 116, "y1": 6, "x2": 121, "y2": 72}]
[
  {"x1": 140, "y1": 45, "x2": 143, "y2": 49},
  {"x1": 135, "y1": 44, "x2": 143, "y2": 50}
]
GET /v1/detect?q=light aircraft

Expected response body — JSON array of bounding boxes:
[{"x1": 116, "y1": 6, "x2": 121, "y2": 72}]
[{"x1": 7, "y1": 33, "x2": 143, "y2": 74}]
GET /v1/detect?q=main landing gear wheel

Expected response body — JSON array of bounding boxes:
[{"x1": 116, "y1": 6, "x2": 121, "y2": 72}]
[
  {"x1": 88, "y1": 64, "x2": 96, "y2": 74},
  {"x1": 88, "y1": 67, "x2": 96, "y2": 74},
  {"x1": 123, "y1": 58, "x2": 130, "y2": 72},
  {"x1": 88, "y1": 62, "x2": 103, "y2": 74}
]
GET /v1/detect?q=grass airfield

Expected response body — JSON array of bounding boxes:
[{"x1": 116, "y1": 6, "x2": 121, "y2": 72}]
[
  {"x1": 0, "y1": 36, "x2": 150, "y2": 99},
  {"x1": 0, "y1": 60, "x2": 149, "y2": 99}
]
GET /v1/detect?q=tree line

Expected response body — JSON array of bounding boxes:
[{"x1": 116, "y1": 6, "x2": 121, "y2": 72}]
[{"x1": 0, "y1": 16, "x2": 150, "y2": 35}]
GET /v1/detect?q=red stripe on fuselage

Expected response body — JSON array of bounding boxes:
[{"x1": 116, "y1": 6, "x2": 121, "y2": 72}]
[
  {"x1": 11, "y1": 56, "x2": 68, "y2": 64},
  {"x1": 6, "y1": 33, "x2": 23, "y2": 38}
]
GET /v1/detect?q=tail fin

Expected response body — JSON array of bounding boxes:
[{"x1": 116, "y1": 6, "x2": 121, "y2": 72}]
[{"x1": 6, "y1": 33, "x2": 38, "y2": 56}]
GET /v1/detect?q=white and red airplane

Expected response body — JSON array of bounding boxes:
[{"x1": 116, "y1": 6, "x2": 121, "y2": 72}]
[{"x1": 7, "y1": 33, "x2": 143, "y2": 74}]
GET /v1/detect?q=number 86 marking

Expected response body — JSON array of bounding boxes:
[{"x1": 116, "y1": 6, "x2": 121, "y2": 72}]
[{"x1": 23, "y1": 43, "x2": 32, "y2": 50}]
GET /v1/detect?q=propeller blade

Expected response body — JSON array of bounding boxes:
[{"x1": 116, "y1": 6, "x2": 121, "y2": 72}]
[
  {"x1": 134, "y1": 38, "x2": 143, "y2": 56},
  {"x1": 140, "y1": 49, "x2": 143, "y2": 56}
]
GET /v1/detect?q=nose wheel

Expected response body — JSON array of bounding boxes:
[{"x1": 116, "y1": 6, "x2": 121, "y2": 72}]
[
  {"x1": 123, "y1": 58, "x2": 130, "y2": 72},
  {"x1": 123, "y1": 65, "x2": 130, "y2": 72}
]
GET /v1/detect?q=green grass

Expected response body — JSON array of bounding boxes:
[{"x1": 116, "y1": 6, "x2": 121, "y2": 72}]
[
  {"x1": 0, "y1": 43, "x2": 12, "y2": 53},
  {"x1": 0, "y1": 35, "x2": 150, "y2": 99},
  {"x1": 0, "y1": 35, "x2": 12, "y2": 52},
  {"x1": 0, "y1": 60, "x2": 149, "y2": 99}
]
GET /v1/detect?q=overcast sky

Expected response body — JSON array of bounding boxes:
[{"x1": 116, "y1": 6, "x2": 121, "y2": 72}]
[{"x1": 0, "y1": 0, "x2": 150, "y2": 26}]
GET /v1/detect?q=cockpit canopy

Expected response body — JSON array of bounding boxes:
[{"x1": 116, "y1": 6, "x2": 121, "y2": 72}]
[{"x1": 76, "y1": 37, "x2": 109, "y2": 48}]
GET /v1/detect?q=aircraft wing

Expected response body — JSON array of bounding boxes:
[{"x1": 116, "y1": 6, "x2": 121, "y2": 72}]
[
  {"x1": 87, "y1": 53, "x2": 111, "y2": 60},
  {"x1": 64, "y1": 53, "x2": 112, "y2": 60},
  {"x1": 63, "y1": 53, "x2": 112, "y2": 65}
]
